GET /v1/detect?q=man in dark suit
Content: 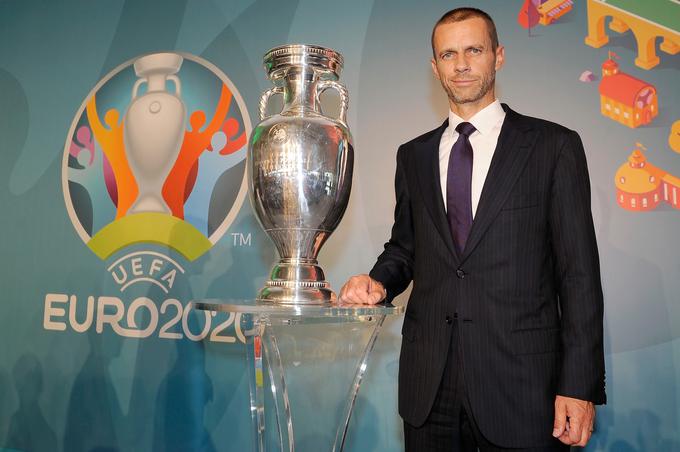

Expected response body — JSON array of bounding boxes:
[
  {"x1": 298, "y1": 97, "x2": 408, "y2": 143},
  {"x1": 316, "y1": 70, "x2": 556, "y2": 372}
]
[{"x1": 339, "y1": 7, "x2": 605, "y2": 451}]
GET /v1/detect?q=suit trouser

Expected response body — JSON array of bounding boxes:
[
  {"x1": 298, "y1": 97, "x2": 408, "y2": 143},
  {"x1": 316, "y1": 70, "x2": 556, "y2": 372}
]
[{"x1": 403, "y1": 320, "x2": 569, "y2": 452}]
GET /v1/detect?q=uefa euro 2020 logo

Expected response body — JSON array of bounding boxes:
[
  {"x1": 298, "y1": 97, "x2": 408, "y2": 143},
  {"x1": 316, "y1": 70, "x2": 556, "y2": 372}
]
[{"x1": 62, "y1": 52, "x2": 250, "y2": 292}]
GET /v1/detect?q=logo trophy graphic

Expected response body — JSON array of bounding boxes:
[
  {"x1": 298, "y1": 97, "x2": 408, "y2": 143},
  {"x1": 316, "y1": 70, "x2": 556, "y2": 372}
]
[
  {"x1": 125, "y1": 53, "x2": 187, "y2": 214},
  {"x1": 248, "y1": 45, "x2": 354, "y2": 304},
  {"x1": 65, "y1": 51, "x2": 250, "y2": 265}
]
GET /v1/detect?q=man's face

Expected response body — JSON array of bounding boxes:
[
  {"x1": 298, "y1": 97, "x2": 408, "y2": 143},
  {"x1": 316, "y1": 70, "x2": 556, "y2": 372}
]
[{"x1": 430, "y1": 17, "x2": 504, "y2": 108}]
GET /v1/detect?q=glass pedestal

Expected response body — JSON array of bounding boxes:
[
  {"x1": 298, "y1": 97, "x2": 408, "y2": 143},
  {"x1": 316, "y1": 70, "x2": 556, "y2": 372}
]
[{"x1": 194, "y1": 300, "x2": 404, "y2": 452}]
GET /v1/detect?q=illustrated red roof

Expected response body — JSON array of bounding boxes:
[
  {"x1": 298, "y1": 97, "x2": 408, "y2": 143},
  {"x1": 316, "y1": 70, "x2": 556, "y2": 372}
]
[{"x1": 599, "y1": 73, "x2": 654, "y2": 106}]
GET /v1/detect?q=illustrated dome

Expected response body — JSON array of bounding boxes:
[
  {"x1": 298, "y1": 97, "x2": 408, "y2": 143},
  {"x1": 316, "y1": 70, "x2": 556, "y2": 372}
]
[{"x1": 614, "y1": 150, "x2": 661, "y2": 194}]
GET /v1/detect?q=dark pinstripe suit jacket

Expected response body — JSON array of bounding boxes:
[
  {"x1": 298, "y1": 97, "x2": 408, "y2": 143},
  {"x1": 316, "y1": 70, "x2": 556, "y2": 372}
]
[{"x1": 369, "y1": 104, "x2": 606, "y2": 448}]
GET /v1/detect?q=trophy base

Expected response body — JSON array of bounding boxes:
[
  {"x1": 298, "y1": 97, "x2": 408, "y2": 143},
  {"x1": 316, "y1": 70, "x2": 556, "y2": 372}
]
[
  {"x1": 257, "y1": 260, "x2": 336, "y2": 305},
  {"x1": 257, "y1": 284, "x2": 336, "y2": 305}
]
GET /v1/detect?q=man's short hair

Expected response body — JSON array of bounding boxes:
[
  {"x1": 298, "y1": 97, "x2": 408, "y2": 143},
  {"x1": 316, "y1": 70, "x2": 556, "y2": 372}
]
[{"x1": 431, "y1": 7, "x2": 499, "y2": 57}]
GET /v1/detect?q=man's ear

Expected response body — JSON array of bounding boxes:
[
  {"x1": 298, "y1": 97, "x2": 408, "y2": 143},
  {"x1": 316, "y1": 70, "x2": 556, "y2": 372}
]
[
  {"x1": 431, "y1": 57, "x2": 440, "y2": 80},
  {"x1": 495, "y1": 45, "x2": 505, "y2": 71}
]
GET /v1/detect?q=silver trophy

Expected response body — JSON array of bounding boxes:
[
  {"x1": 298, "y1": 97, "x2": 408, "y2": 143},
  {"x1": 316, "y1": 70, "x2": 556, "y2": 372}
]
[{"x1": 248, "y1": 44, "x2": 354, "y2": 304}]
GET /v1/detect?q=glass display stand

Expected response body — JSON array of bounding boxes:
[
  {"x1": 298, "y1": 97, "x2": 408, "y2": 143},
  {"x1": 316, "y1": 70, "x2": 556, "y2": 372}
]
[{"x1": 194, "y1": 299, "x2": 404, "y2": 452}]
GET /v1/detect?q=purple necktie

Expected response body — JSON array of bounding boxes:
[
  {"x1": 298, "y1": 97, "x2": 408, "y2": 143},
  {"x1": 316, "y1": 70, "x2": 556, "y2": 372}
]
[{"x1": 446, "y1": 121, "x2": 476, "y2": 253}]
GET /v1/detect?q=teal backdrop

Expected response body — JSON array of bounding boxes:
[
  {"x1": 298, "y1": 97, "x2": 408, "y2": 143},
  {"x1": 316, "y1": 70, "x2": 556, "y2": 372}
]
[{"x1": 0, "y1": 0, "x2": 679, "y2": 451}]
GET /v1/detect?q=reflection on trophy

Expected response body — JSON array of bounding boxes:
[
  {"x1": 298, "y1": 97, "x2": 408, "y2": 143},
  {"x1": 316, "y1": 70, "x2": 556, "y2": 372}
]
[
  {"x1": 248, "y1": 44, "x2": 354, "y2": 305},
  {"x1": 124, "y1": 52, "x2": 186, "y2": 215}
]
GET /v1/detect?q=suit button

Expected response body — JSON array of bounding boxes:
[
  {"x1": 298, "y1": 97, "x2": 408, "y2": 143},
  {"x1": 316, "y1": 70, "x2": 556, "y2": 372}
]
[
  {"x1": 445, "y1": 315, "x2": 452, "y2": 325},
  {"x1": 456, "y1": 269, "x2": 466, "y2": 279}
]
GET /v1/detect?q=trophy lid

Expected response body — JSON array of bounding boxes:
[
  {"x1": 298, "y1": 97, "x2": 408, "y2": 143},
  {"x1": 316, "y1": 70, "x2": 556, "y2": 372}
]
[{"x1": 263, "y1": 44, "x2": 344, "y2": 81}]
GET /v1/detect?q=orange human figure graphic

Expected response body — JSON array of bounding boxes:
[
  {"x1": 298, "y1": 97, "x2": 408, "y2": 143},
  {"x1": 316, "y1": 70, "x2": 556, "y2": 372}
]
[
  {"x1": 163, "y1": 83, "x2": 233, "y2": 219},
  {"x1": 86, "y1": 95, "x2": 139, "y2": 219}
]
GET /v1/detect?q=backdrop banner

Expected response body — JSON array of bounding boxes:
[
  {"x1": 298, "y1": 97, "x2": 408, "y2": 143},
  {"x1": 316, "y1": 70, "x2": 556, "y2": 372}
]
[{"x1": 0, "y1": 1, "x2": 678, "y2": 451}]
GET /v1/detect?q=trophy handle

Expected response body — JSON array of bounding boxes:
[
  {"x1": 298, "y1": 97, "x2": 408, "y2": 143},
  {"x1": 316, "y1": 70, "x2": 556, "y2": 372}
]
[
  {"x1": 259, "y1": 86, "x2": 284, "y2": 120},
  {"x1": 132, "y1": 78, "x2": 146, "y2": 99},
  {"x1": 316, "y1": 80, "x2": 348, "y2": 126},
  {"x1": 167, "y1": 75, "x2": 181, "y2": 96}
]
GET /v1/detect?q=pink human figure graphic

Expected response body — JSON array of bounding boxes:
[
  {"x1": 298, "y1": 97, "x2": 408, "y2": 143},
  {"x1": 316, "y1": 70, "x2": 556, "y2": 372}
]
[{"x1": 69, "y1": 126, "x2": 95, "y2": 167}]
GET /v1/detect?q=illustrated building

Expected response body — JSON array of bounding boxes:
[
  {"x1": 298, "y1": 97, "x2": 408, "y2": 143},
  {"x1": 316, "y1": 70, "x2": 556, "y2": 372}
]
[
  {"x1": 670, "y1": 120, "x2": 680, "y2": 154},
  {"x1": 599, "y1": 56, "x2": 657, "y2": 128},
  {"x1": 615, "y1": 147, "x2": 680, "y2": 211},
  {"x1": 537, "y1": 0, "x2": 573, "y2": 26}
]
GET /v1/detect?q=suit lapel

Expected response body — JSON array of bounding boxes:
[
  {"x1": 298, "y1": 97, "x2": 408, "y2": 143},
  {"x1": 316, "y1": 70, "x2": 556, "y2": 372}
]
[
  {"x1": 414, "y1": 120, "x2": 461, "y2": 263},
  {"x1": 460, "y1": 105, "x2": 538, "y2": 263}
]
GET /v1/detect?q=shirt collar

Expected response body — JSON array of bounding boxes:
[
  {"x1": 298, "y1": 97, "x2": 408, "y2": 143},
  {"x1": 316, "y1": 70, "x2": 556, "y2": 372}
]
[{"x1": 447, "y1": 99, "x2": 505, "y2": 137}]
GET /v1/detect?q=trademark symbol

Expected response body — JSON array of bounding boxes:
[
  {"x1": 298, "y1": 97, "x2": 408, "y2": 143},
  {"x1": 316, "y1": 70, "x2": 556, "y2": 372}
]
[{"x1": 230, "y1": 232, "x2": 252, "y2": 246}]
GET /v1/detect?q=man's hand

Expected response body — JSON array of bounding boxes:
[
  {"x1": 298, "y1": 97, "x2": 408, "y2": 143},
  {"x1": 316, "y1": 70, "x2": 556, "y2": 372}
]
[
  {"x1": 553, "y1": 395, "x2": 595, "y2": 447},
  {"x1": 338, "y1": 274, "x2": 386, "y2": 304}
]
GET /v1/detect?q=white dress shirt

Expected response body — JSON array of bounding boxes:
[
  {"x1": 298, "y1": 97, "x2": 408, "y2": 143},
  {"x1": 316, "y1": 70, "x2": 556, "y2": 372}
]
[{"x1": 439, "y1": 99, "x2": 506, "y2": 218}]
